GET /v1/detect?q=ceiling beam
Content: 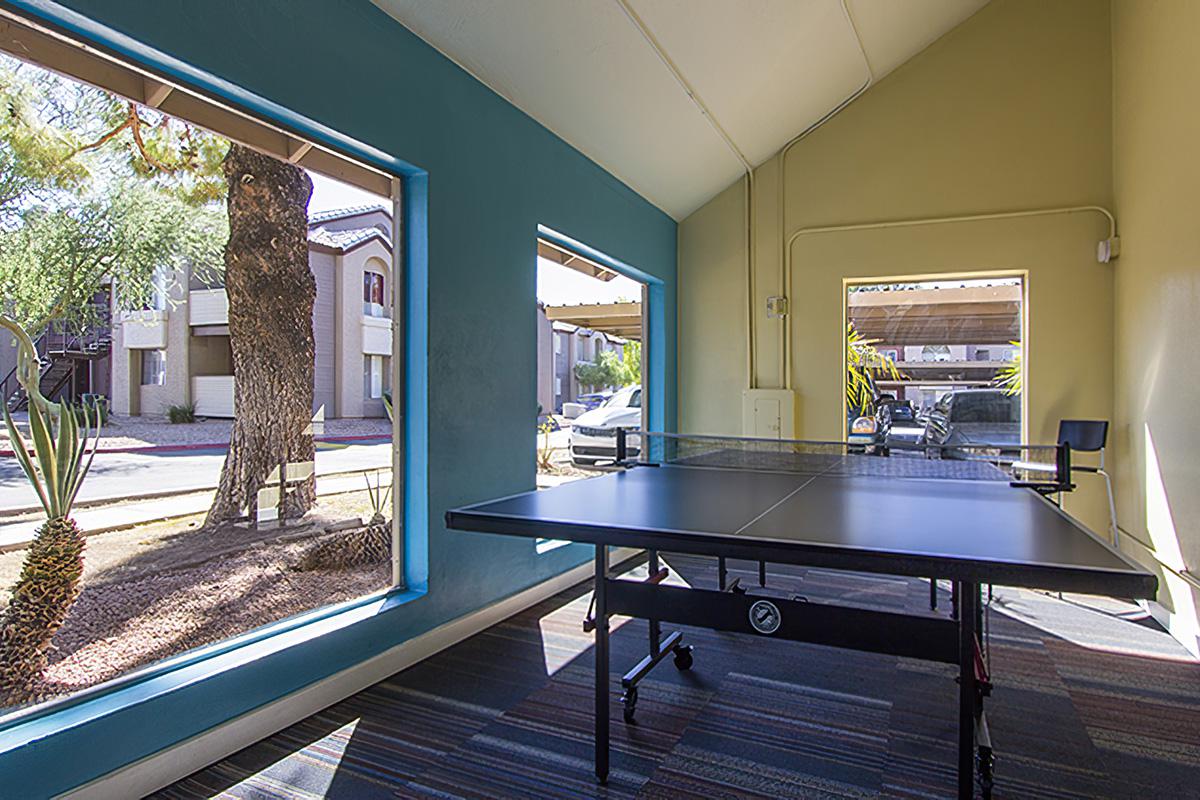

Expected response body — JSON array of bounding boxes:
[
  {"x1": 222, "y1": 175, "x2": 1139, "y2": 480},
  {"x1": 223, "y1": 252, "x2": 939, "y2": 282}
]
[{"x1": 142, "y1": 77, "x2": 174, "y2": 108}]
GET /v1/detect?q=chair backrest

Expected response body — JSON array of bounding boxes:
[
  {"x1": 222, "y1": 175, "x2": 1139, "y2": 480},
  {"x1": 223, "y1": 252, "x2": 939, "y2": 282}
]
[{"x1": 1057, "y1": 419, "x2": 1108, "y2": 452}]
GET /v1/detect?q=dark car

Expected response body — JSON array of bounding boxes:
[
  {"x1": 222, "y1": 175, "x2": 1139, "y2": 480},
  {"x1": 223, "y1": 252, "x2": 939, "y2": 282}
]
[
  {"x1": 922, "y1": 389, "x2": 1020, "y2": 458},
  {"x1": 875, "y1": 399, "x2": 924, "y2": 455}
]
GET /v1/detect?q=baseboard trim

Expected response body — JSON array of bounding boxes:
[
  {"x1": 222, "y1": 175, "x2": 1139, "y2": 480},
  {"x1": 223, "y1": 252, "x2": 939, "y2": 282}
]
[
  {"x1": 1141, "y1": 598, "x2": 1200, "y2": 659},
  {"x1": 61, "y1": 548, "x2": 639, "y2": 799}
]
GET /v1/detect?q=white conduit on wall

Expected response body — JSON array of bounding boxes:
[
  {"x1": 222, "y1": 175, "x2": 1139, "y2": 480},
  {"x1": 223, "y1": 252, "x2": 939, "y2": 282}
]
[
  {"x1": 778, "y1": 0, "x2": 873, "y2": 391},
  {"x1": 782, "y1": 205, "x2": 1118, "y2": 390}
]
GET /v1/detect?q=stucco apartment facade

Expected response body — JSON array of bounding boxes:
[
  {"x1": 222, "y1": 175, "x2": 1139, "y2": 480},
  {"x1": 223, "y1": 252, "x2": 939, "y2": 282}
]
[
  {"x1": 111, "y1": 206, "x2": 394, "y2": 420},
  {"x1": 535, "y1": 302, "x2": 626, "y2": 415}
]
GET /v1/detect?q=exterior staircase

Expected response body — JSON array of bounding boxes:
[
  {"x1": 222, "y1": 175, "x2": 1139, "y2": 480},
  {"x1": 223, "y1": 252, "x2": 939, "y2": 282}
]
[{"x1": 2, "y1": 316, "x2": 112, "y2": 412}]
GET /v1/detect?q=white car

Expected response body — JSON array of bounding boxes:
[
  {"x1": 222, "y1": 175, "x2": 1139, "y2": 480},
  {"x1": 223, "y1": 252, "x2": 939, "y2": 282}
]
[{"x1": 569, "y1": 385, "x2": 642, "y2": 466}]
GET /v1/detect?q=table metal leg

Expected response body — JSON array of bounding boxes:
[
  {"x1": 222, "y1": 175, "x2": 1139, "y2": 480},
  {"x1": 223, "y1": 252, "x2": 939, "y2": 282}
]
[
  {"x1": 595, "y1": 545, "x2": 609, "y2": 783},
  {"x1": 957, "y1": 580, "x2": 979, "y2": 800},
  {"x1": 930, "y1": 578, "x2": 938, "y2": 610},
  {"x1": 648, "y1": 549, "x2": 661, "y2": 654}
]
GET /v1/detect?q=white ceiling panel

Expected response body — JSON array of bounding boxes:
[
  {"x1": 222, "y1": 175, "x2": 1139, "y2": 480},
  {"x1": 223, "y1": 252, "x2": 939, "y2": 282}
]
[{"x1": 372, "y1": 0, "x2": 988, "y2": 219}]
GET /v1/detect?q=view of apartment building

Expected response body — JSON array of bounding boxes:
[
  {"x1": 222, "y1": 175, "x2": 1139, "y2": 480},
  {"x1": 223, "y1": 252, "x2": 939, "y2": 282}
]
[
  {"x1": 535, "y1": 302, "x2": 627, "y2": 415},
  {"x1": 111, "y1": 205, "x2": 394, "y2": 419}
]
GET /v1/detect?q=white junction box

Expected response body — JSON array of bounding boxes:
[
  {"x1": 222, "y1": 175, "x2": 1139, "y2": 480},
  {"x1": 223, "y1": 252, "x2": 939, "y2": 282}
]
[{"x1": 742, "y1": 389, "x2": 796, "y2": 439}]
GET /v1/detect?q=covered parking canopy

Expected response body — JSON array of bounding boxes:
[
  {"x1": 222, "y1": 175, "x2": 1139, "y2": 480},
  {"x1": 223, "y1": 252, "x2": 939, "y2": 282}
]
[{"x1": 544, "y1": 302, "x2": 642, "y2": 341}]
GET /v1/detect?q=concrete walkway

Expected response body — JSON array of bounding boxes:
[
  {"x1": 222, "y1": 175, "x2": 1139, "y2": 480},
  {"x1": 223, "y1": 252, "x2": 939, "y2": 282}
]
[
  {"x1": 0, "y1": 470, "x2": 394, "y2": 553},
  {"x1": 0, "y1": 438, "x2": 392, "y2": 513}
]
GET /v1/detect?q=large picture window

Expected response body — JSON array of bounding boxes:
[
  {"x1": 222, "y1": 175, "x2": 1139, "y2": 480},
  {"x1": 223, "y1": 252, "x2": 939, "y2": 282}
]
[
  {"x1": 0, "y1": 11, "x2": 405, "y2": 716},
  {"x1": 843, "y1": 275, "x2": 1025, "y2": 456}
]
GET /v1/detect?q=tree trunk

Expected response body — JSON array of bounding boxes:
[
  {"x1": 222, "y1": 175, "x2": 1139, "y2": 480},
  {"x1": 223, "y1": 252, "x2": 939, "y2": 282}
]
[{"x1": 205, "y1": 144, "x2": 315, "y2": 526}]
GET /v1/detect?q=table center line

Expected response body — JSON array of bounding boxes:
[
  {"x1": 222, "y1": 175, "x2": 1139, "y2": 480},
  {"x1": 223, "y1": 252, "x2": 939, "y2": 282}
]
[{"x1": 732, "y1": 460, "x2": 843, "y2": 535}]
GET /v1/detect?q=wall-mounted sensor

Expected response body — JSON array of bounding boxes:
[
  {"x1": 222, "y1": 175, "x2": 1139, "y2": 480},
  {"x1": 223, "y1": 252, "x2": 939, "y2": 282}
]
[{"x1": 1097, "y1": 236, "x2": 1121, "y2": 263}]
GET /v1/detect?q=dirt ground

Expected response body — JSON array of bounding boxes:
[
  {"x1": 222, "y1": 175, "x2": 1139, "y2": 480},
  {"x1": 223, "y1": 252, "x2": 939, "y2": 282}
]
[
  {"x1": 0, "y1": 446, "x2": 586, "y2": 711},
  {"x1": 0, "y1": 489, "x2": 390, "y2": 707}
]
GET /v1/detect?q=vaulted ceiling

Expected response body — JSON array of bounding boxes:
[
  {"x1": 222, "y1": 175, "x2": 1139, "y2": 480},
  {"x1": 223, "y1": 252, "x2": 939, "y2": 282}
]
[{"x1": 371, "y1": 0, "x2": 989, "y2": 220}]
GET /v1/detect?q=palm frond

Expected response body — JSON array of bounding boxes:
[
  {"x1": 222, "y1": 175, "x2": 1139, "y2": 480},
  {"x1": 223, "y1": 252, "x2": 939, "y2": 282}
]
[{"x1": 846, "y1": 323, "x2": 905, "y2": 415}]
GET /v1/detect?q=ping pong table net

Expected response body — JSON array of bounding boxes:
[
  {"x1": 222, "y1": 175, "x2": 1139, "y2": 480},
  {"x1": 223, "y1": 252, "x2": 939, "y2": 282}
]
[{"x1": 620, "y1": 431, "x2": 1066, "y2": 487}]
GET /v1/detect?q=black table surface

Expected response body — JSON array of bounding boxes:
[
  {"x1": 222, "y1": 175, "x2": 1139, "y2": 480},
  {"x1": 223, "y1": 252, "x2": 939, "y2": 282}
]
[{"x1": 446, "y1": 465, "x2": 1157, "y2": 598}]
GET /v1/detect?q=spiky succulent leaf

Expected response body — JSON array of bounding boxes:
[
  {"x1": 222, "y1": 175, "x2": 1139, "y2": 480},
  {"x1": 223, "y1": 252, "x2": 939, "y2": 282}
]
[
  {"x1": 54, "y1": 403, "x2": 76, "y2": 508},
  {"x1": 67, "y1": 404, "x2": 101, "y2": 512},
  {"x1": 26, "y1": 402, "x2": 62, "y2": 517},
  {"x1": 3, "y1": 404, "x2": 51, "y2": 516}
]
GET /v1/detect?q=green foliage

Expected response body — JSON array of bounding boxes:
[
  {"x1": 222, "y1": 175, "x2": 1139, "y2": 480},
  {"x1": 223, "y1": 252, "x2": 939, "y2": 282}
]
[
  {"x1": 382, "y1": 390, "x2": 394, "y2": 423},
  {"x1": 992, "y1": 341, "x2": 1022, "y2": 396},
  {"x1": 0, "y1": 61, "x2": 91, "y2": 219},
  {"x1": 846, "y1": 323, "x2": 904, "y2": 416},
  {"x1": 0, "y1": 53, "x2": 228, "y2": 213},
  {"x1": 573, "y1": 341, "x2": 641, "y2": 390},
  {"x1": 537, "y1": 420, "x2": 556, "y2": 471},
  {"x1": 2, "y1": 395, "x2": 101, "y2": 521},
  {"x1": 166, "y1": 401, "x2": 197, "y2": 424},
  {"x1": 364, "y1": 470, "x2": 391, "y2": 525},
  {"x1": 0, "y1": 185, "x2": 227, "y2": 331},
  {"x1": 618, "y1": 341, "x2": 641, "y2": 386},
  {"x1": 0, "y1": 53, "x2": 228, "y2": 333}
]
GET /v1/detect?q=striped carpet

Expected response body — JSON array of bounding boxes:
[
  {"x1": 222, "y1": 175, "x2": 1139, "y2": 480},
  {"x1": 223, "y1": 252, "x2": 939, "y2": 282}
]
[{"x1": 156, "y1": 555, "x2": 1200, "y2": 799}]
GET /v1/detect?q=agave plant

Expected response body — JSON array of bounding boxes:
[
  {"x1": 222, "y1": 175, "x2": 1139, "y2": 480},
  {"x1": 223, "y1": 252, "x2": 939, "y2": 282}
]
[
  {"x1": 993, "y1": 341, "x2": 1022, "y2": 396},
  {"x1": 297, "y1": 471, "x2": 392, "y2": 572},
  {"x1": 0, "y1": 316, "x2": 101, "y2": 704},
  {"x1": 846, "y1": 322, "x2": 905, "y2": 416}
]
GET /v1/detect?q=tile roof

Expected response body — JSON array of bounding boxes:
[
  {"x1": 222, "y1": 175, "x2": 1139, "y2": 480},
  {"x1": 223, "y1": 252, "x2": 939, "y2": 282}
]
[
  {"x1": 307, "y1": 226, "x2": 391, "y2": 253},
  {"x1": 307, "y1": 204, "x2": 390, "y2": 225}
]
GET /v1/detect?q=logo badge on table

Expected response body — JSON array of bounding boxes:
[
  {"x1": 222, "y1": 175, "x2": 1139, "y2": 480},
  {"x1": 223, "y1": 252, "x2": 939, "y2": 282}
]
[{"x1": 748, "y1": 599, "x2": 782, "y2": 635}]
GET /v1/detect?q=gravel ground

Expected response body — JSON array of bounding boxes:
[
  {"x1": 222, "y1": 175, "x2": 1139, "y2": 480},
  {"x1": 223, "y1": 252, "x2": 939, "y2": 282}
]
[
  {"x1": 1, "y1": 414, "x2": 391, "y2": 451},
  {"x1": 539, "y1": 443, "x2": 605, "y2": 480},
  {"x1": 0, "y1": 490, "x2": 390, "y2": 707}
]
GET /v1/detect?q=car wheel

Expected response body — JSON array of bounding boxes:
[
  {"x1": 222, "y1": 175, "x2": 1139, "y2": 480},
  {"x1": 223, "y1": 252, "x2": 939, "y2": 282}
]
[{"x1": 573, "y1": 458, "x2": 597, "y2": 467}]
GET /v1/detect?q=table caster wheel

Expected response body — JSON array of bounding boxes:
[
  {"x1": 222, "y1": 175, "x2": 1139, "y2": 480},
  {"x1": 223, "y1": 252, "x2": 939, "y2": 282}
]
[
  {"x1": 621, "y1": 686, "x2": 638, "y2": 724},
  {"x1": 673, "y1": 645, "x2": 694, "y2": 671}
]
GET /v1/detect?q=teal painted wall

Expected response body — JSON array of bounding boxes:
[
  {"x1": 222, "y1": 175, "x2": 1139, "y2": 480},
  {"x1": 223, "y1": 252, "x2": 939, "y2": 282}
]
[{"x1": 0, "y1": 1, "x2": 676, "y2": 794}]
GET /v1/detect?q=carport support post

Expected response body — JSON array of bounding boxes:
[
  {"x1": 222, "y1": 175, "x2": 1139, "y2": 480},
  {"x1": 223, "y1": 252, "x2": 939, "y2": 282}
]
[{"x1": 594, "y1": 544, "x2": 610, "y2": 783}]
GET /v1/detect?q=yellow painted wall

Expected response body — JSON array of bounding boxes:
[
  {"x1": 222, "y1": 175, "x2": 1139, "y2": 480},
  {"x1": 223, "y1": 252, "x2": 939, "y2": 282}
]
[
  {"x1": 678, "y1": 0, "x2": 1118, "y2": 530},
  {"x1": 677, "y1": 178, "x2": 747, "y2": 434},
  {"x1": 1111, "y1": 0, "x2": 1200, "y2": 653}
]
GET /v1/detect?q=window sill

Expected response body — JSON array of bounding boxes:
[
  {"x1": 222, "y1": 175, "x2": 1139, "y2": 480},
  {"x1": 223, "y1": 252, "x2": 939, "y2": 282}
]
[{"x1": 0, "y1": 585, "x2": 425, "y2": 744}]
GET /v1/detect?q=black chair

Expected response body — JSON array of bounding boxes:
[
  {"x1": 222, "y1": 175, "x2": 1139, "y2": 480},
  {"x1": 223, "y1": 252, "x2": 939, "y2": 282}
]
[{"x1": 1016, "y1": 420, "x2": 1117, "y2": 545}]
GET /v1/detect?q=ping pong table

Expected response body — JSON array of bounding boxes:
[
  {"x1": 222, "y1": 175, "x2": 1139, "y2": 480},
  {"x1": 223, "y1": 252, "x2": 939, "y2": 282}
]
[{"x1": 446, "y1": 432, "x2": 1156, "y2": 799}]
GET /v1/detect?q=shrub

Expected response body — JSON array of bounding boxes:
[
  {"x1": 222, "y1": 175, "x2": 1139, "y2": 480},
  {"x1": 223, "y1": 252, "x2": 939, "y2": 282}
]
[{"x1": 166, "y1": 402, "x2": 196, "y2": 424}]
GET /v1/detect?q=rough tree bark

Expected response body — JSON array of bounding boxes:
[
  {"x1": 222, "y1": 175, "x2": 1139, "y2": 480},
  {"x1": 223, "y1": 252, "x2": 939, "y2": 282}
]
[{"x1": 205, "y1": 143, "x2": 315, "y2": 526}]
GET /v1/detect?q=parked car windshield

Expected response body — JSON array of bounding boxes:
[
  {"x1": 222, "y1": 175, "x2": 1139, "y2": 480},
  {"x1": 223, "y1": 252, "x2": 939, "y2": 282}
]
[
  {"x1": 603, "y1": 387, "x2": 641, "y2": 409},
  {"x1": 949, "y1": 393, "x2": 1019, "y2": 423}
]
